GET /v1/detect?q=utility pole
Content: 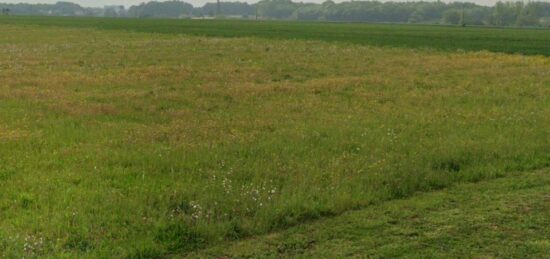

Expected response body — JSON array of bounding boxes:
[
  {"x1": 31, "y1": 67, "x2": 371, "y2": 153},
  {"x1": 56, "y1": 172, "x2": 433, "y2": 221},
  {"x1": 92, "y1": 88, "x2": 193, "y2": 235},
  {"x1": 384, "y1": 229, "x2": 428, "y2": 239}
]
[{"x1": 216, "y1": 0, "x2": 221, "y2": 17}]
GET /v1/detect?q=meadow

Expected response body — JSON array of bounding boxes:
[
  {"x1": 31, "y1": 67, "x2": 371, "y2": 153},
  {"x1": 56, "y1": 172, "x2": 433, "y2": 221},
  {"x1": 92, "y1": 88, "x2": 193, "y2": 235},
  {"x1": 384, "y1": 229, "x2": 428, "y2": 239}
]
[
  {"x1": 2, "y1": 16, "x2": 550, "y2": 56},
  {"x1": 0, "y1": 18, "x2": 548, "y2": 257}
]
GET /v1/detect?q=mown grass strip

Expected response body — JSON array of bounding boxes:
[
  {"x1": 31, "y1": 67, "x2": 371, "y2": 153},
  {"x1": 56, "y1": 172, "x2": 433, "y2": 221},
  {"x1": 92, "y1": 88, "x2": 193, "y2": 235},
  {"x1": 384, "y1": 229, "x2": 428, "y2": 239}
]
[{"x1": 193, "y1": 168, "x2": 550, "y2": 258}]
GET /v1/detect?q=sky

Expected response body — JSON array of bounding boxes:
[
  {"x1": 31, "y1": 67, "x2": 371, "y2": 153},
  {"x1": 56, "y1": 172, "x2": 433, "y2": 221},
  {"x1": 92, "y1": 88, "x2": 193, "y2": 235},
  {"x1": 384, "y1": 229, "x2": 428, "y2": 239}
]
[{"x1": 0, "y1": 0, "x2": 545, "y2": 8}]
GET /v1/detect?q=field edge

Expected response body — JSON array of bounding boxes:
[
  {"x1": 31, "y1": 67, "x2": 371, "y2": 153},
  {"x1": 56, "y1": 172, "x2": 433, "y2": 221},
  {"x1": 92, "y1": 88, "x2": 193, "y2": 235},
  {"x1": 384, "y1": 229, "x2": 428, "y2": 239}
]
[{"x1": 190, "y1": 168, "x2": 550, "y2": 258}]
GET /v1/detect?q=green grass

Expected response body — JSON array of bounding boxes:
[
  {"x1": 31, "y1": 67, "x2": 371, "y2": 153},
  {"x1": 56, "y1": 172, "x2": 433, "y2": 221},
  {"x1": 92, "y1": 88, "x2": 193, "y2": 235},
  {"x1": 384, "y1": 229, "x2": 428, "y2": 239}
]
[
  {"x1": 193, "y1": 168, "x2": 550, "y2": 258},
  {"x1": 0, "y1": 19, "x2": 548, "y2": 257},
  {"x1": 1, "y1": 16, "x2": 550, "y2": 56}
]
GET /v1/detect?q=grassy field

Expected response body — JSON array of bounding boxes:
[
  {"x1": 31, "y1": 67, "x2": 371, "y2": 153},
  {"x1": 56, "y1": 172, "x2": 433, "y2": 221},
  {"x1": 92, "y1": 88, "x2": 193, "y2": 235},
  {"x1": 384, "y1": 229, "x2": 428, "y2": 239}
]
[
  {"x1": 0, "y1": 18, "x2": 549, "y2": 257},
  {"x1": 2, "y1": 16, "x2": 550, "y2": 56},
  {"x1": 194, "y1": 169, "x2": 550, "y2": 258}
]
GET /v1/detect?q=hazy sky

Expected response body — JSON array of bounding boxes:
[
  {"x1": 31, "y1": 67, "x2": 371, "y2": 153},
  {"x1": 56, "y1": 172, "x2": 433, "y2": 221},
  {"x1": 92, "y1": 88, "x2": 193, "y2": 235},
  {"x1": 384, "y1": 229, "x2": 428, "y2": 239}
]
[{"x1": 0, "y1": 0, "x2": 545, "y2": 7}]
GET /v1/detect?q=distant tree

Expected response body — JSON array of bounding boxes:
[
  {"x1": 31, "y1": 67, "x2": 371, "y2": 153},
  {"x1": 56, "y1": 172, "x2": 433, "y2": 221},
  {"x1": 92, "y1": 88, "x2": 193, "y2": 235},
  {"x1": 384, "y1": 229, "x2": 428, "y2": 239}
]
[
  {"x1": 464, "y1": 7, "x2": 491, "y2": 25},
  {"x1": 128, "y1": 1, "x2": 193, "y2": 18},
  {"x1": 516, "y1": 3, "x2": 539, "y2": 26},
  {"x1": 492, "y1": 1, "x2": 520, "y2": 26},
  {"x1": 104, "y1": 6, "x2": 126, "y2": 17},
  {"x1": 256, "y1": 0, "x2": 296, "y2": 19},
  {"x1": 51, "y1": 2, "x2": 86, "y2": 16},
  {"x1": 201, "y1": 2, "x2": 254, "y2": 17},
  {"x1": 408, "y1": 11, "x2": 424, "y2": 23},
  {"x1": 442, "y1": 9, "x2": 461, "y2": 25},
  {"x1": 0, "y1": 0, "x2": 548, "y2": 27}
]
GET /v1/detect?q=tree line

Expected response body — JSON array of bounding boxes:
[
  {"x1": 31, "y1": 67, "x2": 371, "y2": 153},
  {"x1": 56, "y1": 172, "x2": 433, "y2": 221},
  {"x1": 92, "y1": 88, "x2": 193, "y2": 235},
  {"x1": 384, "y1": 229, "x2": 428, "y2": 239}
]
[{"x1": 1, "y1": 1, "x2": 549, "y2": 27}]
